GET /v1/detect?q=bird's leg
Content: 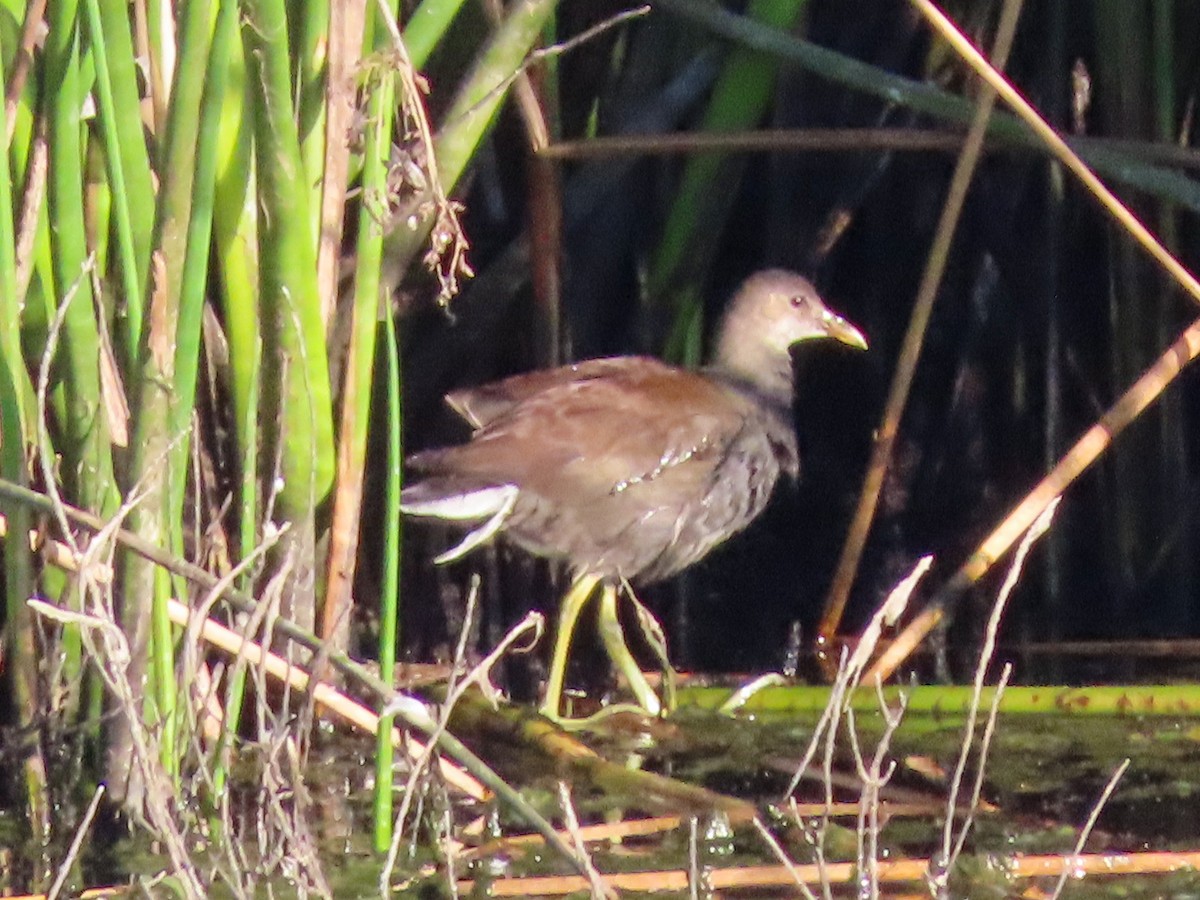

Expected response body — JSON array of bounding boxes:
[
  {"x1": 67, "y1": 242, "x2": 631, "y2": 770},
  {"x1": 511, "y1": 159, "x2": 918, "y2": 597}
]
[
  {"x1": 597, "y1": 583, "x2": 661, "y2": 716},
  {"x1": 539, "y1": 572, "x2": 601, "y2": 719},
  {"x1": 626, "y1": 590, "x2": 676, "y2": 713}
]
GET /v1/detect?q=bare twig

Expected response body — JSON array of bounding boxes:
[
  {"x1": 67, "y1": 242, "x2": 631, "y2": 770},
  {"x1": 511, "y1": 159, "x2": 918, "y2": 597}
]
[
  {"x1": 467, "y1": 6, "x2": 650, "y2": 138},
  {"x1": 379, "y1": 599, "x2": 566, "y2": 892},
  {"x1": 948, "y1": 662, "x2": 1010, "y2": 865},
  {"x1": 31, "y1": 592, "x2": 206, "y2": 898},
  {"x1": 785, "y1": 556, "x2": 931, "y2": 800},
  {"x1": 1048, "y1": 759, "x2": 1131, "y2": 900},
  {"x1": 755, "y1": 816, "x2": 820, "y2": 900},
  {"x1": 35, "y1": 253, "x2": 97, "y2": 560},
  {"x1": 557, "y1": 782, "x2": 612, "y2": 900},
  {"x1": 46, "y1": 785, "x2": 105, "y2": 900},
  {"x1": 936, "y1": 499, "x2": 1059, "y2": 879},
  {"x1": 846, "y1": 684, "x2": 907, "y2": 900}
]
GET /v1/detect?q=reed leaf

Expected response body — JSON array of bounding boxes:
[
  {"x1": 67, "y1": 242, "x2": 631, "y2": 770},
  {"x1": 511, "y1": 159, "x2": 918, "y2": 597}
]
[
  {"x1": 243, "y1": 0, "x2": 335, "y2": 630},
  {"x1": 649, "y1": 0, "x2": 810, "y2": 365}
]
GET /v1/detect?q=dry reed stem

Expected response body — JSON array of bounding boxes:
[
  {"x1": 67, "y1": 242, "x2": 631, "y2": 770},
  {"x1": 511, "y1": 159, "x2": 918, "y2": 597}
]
[
  {"x1": 0, "y1": 513, "x2": 112, "y2": 582},
  {"x1": 539, "y1": 128, "x2": 1200, "y2": 168},
  {"x1": 314, "y1": 0, "x2": 365, "y2": 326},
  {"x1": 460, "y1": 848, "x2": 1200, "y2": 896},
  {"x1": 14, "y1": 128, "x2": 46, "y2": 297},
  {"x1": 481, "y1": 0, "x2": 548, "y2": 152},
  {"x1": 317, "y1": 0, "x2": 371, "y2": 645},
  {"x1": 911, "y1": 0, "x2": 1200, "y2": 305},
  {"x1": 466, "y1": 799, "x2": 948, "y2": 862},
  {"x1": 493, "y1": 3, "x2": 647, "y2": 369},
  {"x1": 865, "y1": 0, "x2": 1200, "y2": 677},
  {"x1": 3, "y1": 0, "x2": 47, "y2": 142},
  {"x1": 164, "y1": 597, "x2": 488, "y2": 801},
  {"x1": 869, "y1": 315, "x2": 1200, "y2": 680},
  {"x1": 820, "y1": 0, "x2": 1025, "y2": 644}
]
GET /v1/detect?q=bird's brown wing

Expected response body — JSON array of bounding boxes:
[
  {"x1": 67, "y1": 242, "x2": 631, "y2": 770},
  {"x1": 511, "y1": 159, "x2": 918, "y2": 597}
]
[
  {"x1": 445, "y1": 357, "x2": 650, "y2": 430},
  {"x1": 410, "y1": 359, "x2": 795, "y2": 580},
  {"x1": 431, "y1": 360, "x2": 745, "y2": 495},
  {"x1": 422, "y1": 363, "x2": 764, "y2": 574}
]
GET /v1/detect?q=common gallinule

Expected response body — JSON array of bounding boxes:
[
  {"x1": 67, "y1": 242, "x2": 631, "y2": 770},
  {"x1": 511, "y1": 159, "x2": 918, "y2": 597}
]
[{"x1": 402, "y1": 270, "x2": 867, "y2": 718}]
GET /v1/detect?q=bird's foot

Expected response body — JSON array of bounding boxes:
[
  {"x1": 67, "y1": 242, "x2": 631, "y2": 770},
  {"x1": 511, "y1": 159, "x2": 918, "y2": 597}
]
[{"x1": 539, "y1": 579, "x2": 677, "y2": 724}]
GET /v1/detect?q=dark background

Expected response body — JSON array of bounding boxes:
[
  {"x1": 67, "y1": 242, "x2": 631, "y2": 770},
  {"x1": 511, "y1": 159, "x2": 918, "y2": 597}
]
[{"x1": 390, "y1": 0, "x2": 1200, "y2": 688}]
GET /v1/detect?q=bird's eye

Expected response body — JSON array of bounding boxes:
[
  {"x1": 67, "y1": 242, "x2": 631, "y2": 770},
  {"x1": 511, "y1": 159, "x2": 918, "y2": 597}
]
[{"x1": 789, "y1": 294, "x2": 804, "y2": 308}]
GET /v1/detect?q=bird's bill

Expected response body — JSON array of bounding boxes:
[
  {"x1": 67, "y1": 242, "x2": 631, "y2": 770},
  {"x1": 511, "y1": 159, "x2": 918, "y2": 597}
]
[{"x1": 823, "y1": 312, "x2": 868, "y2": 350}]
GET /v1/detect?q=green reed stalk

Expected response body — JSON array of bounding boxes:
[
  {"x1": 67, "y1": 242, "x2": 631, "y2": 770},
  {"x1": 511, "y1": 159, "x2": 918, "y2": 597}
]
[
  {"x1": 647, "y1": 0, "x2": 810, "y2": 365},
  {"x1": 243, "y1": 0, "x2": 336, "y2": 632},
  {"x1": 352, "y1": 5, "x2": 403, "y2": 844},
  {"x1": 374, "y1": 278, "x2": 404, "y2": 852}
]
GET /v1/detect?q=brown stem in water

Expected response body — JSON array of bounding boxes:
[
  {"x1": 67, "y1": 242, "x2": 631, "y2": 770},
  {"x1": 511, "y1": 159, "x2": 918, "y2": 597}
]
[
  {"x1": 867, "y1": 314, "x2": 1200, "y2": 681},
  {"x1": 818, "y1": 0, "x2": 1025, "y2": 648}
]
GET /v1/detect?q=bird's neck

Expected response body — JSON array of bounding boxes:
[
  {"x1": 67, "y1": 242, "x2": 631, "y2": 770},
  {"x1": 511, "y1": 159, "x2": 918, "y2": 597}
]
[
  {"x1": 706, "y1": 367, "x2": 795, "y2": 420},
  {"x1": 712, "y1": 311, "x2": 795, "y2": 405},
  {"x1": 710, "y1": 353, "x2": 795, "y2": 408}
]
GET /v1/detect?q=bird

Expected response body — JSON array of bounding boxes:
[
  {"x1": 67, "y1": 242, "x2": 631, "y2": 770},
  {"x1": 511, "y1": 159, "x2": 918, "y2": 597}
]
[{"x1": 401, "y1": 270, "x2": 867, "y2": 719}]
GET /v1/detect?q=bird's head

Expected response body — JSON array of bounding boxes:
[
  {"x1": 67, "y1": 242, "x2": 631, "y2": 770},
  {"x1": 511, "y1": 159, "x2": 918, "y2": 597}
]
[{"x1": 714, "y1": 269, "x2": 867, "y2": 398}]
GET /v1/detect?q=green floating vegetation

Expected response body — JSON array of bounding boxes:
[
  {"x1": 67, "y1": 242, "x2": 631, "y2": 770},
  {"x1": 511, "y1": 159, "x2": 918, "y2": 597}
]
[{"x1": 679, "y1": 683, "x2": 1200, "y2": 718}]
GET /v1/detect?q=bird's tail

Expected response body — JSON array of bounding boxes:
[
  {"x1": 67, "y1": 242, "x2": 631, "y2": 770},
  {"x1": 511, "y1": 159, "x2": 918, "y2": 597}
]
[{"x1": 400, "y1": 479, "x2": 519, "y2": 563}]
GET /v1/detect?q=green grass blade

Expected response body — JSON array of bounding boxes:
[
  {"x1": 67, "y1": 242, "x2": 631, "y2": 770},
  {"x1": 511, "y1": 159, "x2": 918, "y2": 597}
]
[
  {"x1": 169, "y1": 0, "x2": 236, "y2": 528},
  {"x1": 296, "y1": 0, "x2": 329, "y2": 237},
  {"x1": 243, "y1": 0, "x2": 335, "y2": 517},
  {"x1": 0, "y1": 34, "x2": 42, "y2": 822},
  {"x1": 83, "y1": 0, "x2": 154, "y2": 363},
  {"x1": 373, "y1": 273, "x2": 403, "y2": 853},
  {"x1": 648, "y1": 0, "x2": 809, "y2": 365},
  {"x1": 403, "y1": 0, "x2": 471, "y2": 69},
  {"x1": 45, "y1": 0, "x2": 118, "y2": 514},
  {"x1": 348, "y1": 43, "x2": 399, "y2": 851},
  {"x1": 211, "y1": 27, "x2": 261, "y2": 566},
  {"x1": 119, "y1": 0, "x2": 217, "y2": 786}
]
